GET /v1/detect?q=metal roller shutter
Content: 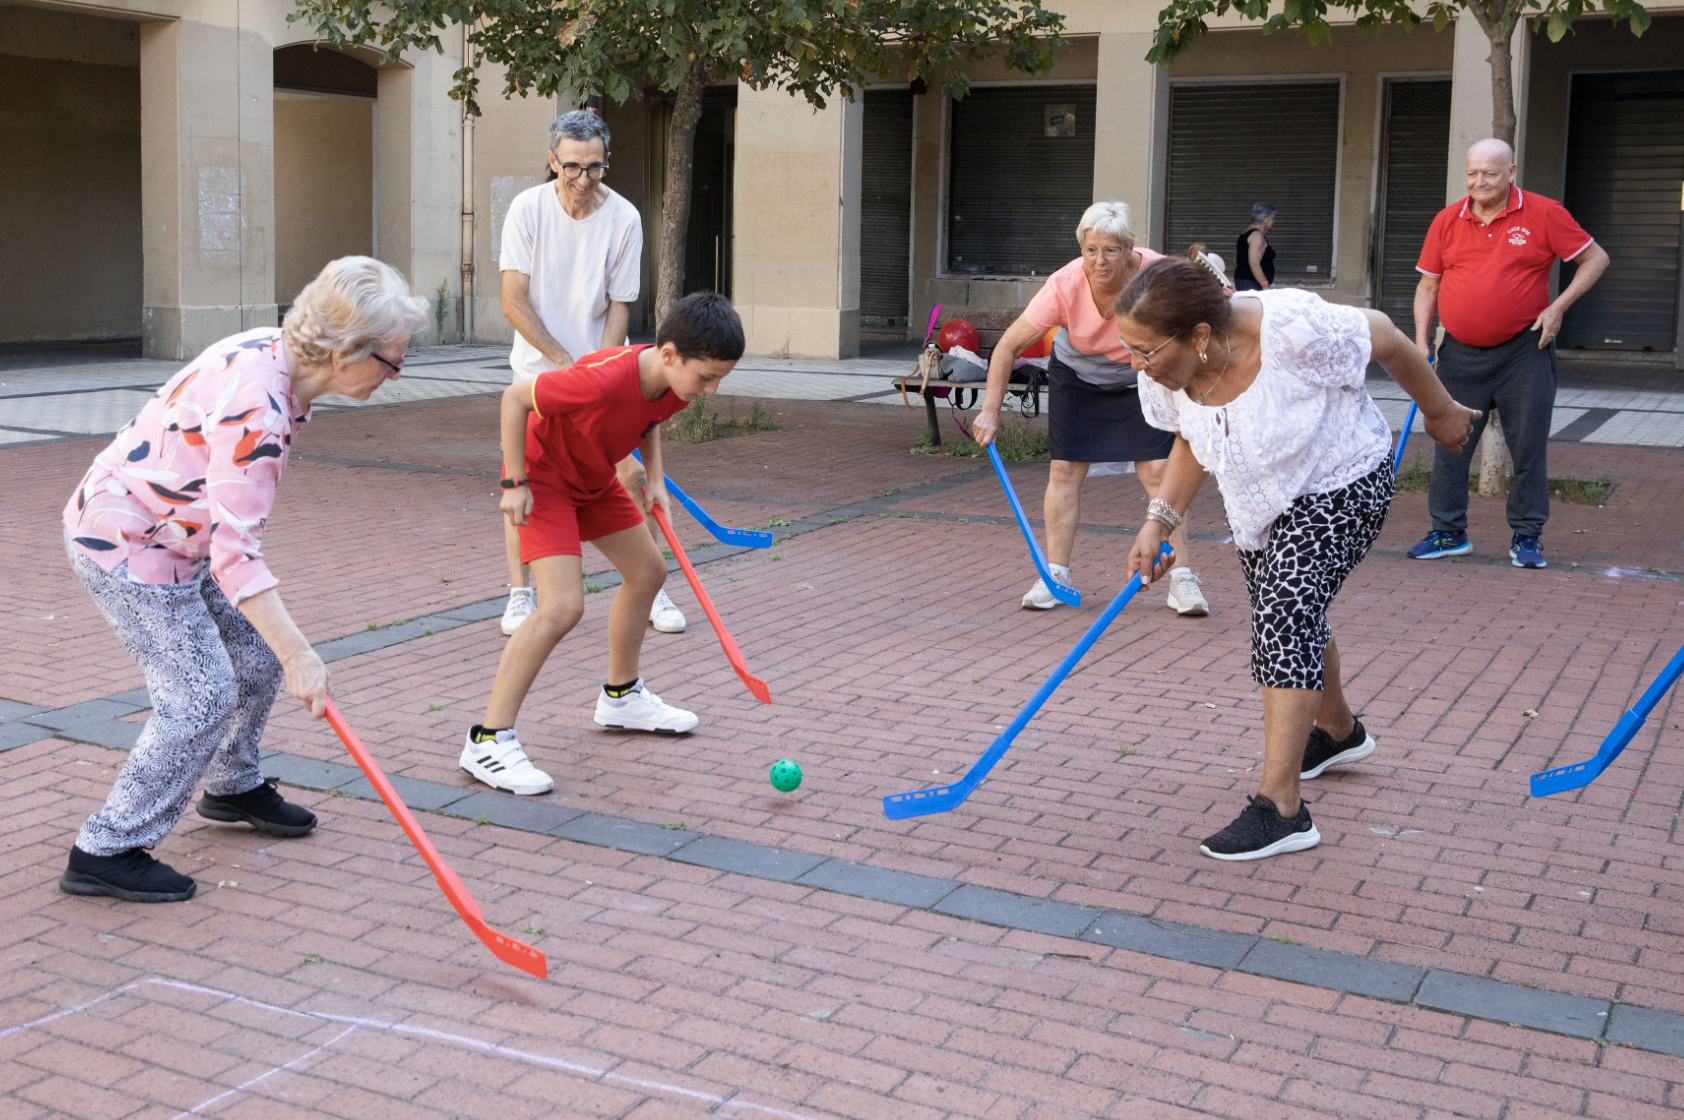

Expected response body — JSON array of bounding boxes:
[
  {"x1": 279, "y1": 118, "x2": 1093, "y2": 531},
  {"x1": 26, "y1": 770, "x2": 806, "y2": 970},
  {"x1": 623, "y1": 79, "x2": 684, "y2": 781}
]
[
  {"x1": 861, "y1": 90, "x2": 913, "y2": 328},
  {"x1": 1559, "y1": 70, "x2": 1684, "y2": 352},
  {"x1": 1374, "y1": 80, "x2": 1452, "y2": 334},
  {"x1": 946, "y1": 86, "x2": 1096, "y2": 277},
  {"x1": 1166, "y1": 81, "x2": 1341, "y2": 282}
]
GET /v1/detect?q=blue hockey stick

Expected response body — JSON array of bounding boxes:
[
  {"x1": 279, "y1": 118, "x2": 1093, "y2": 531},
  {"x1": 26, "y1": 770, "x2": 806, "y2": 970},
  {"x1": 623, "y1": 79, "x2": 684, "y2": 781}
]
[
  {"x1": 1393, "y1": 402, "x2": 1419, "y2": 474},
  {"x1": 1392, "y1": 355, "x2": 1431, "y2": 474},
  {"x1": 1531, "y1": 640, "x2": 1684, "y2": 796},
  {"x1": 631, "y1": 450, "x2": 772, "y2": 549},
  {"x1": 988, "y1": 443, "x2": 1080, "y2": 607},
  {"x1": 882, "y1": 545, "x2": 1170, "y2": 819}
]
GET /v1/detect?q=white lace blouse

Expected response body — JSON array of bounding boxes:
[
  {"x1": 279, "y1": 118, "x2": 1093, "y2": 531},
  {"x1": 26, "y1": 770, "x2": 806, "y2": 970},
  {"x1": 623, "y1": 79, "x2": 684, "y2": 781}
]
[{"x1": 1138, "y1": 288, "x2": 1392, "y2": 552}]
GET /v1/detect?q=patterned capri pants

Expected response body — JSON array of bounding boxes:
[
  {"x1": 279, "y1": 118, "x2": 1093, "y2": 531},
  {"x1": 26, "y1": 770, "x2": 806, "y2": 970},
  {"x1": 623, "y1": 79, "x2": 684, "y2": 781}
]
[
  {"x1": 66, "y1": 533, "x2": 281, "y2": 856},
  {"x1": 1234, "y1": 461, "x2": 1394, "y2": 691}
]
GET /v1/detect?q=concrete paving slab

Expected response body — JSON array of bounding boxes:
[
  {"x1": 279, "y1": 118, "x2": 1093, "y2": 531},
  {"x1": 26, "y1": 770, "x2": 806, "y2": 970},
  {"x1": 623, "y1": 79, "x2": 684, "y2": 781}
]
[
  {"x1": 935, "y1": 885, "x2": 1098, "y2": 939},
  {"x1": 438, "y1": 789, "x2": 588, "y2": 832},
  {"x1": 1241, "y1": 938, "x2": 1425, "y2": 1002},
  {"x1": 1083, "y1": 913, "x2": 1257, "y2": 970},
  {"x1": 1415, "y1": 971, "x2": 1610, "y2": 1039},
  {"x1": 670, "y1": 835, "x2": 827, "y2": 882},
  {"x1": 794, "y1": 860, "x2": 960, "y2": 908}
]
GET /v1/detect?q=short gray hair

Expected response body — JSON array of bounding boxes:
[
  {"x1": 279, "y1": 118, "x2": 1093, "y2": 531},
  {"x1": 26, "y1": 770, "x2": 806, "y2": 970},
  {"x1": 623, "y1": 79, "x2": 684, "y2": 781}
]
[
  {"x1": 1076, "y1": 201, "x2": 1135, "y2": 249},
  {"x1": 282, "y1": 256, "x2": 428, "y2": 365},
  {"x1": 550, "y1": 109, "x2": 610, "y2": 153},
  {"x1": 1251, "y1": 202, "x2": 1276, "y2": 221}
]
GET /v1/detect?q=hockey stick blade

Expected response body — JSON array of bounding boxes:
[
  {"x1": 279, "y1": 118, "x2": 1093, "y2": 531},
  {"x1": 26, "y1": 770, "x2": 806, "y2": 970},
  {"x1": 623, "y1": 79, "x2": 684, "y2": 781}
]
[
  {"x1": 1393, "y1": 401, "x2": 1419, "y2": 474},
  {"x1": 988, "y1": 443, "x2": 1080, "y2": 607},
  {"x1": 324, "y1": 701, "x2": 547, "y2": 977},
  {"x1": 882, "y1": 545, "x2": 1169, "y2": 819},
  {"x1": 632, "y1": 450, "x2": 772, "y2": 548},
  {"x1": 651, "y1": 505, "x2": 772, "y2": 703},
  {"x1": 1531, "y1": 641, "x2": 1684, "y2": 796}
]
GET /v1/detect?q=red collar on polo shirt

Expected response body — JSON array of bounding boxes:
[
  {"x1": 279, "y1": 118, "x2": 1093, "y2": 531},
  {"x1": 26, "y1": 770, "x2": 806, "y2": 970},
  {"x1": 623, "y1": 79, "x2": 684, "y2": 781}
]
[{"x1": 1458, "y1": 186, "x2": 1524, "y2": 226}]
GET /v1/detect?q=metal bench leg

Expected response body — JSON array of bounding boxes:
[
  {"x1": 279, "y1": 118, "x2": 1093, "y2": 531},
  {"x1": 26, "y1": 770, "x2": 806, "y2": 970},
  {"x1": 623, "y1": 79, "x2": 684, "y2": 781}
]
[{"x1": 924, "y1": 391, "x2": 941, "y2": 447}]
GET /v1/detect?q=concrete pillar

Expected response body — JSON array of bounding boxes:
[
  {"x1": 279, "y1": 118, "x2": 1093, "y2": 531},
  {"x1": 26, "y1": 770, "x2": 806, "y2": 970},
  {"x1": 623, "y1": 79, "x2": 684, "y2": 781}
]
[
  {"x1": 1446, "y1": 14, "x2": 1531, "y2": 203},
  {"x1": 732, "y1": 85, "x2": 863, "y2": 358},
  {"x1": 375, "y1": 51, "x2": 464, "y2": 344},
  {"x1": 1094, "y1": 32, "x2": 1169, "y2": 250},
  {"x1": 469, "y1": 75, "x2": 559, "y2": 345},
  {"x1": 139, "y1": 19, "x2": 275, "y2": 360}
]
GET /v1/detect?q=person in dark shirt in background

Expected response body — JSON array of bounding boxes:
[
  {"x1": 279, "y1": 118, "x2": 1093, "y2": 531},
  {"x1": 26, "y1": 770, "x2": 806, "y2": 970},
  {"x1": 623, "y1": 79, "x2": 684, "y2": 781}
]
[{"x1": 1234, "y1": 203, "x2": 1277, "y2": 292}]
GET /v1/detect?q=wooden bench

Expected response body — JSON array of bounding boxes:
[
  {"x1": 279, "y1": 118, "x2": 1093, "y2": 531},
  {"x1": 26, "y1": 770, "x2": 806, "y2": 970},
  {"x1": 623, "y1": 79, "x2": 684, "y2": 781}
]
[{"x1": 892, "y1": 307, "x2": 1045, "y2": 447}]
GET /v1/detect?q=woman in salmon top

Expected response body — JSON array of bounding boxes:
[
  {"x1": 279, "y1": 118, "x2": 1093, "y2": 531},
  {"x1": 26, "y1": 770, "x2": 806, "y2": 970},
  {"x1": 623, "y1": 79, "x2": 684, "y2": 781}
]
[
  {"x1": 59, "y1": 256, "x2": 428, "y2": 903},
  {"x1": 972, "y1": 201, "x2": 1209, "y2": 617}
]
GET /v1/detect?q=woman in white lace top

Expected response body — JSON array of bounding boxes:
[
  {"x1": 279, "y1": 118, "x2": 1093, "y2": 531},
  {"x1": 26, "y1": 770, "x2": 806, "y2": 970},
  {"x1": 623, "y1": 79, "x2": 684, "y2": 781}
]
[{"x1": 1117, "y1": 257, "x2": 1477, "y2": 862}]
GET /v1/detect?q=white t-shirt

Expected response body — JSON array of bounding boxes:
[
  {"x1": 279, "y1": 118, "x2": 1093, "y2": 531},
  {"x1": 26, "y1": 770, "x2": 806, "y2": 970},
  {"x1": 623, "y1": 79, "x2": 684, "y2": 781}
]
[
  {"x1": 1138, "y1": 288, "x2": 1391, "y2": 551},
  {"x1": 499, "y1": 183, "x2": 643, "y2": 382}
]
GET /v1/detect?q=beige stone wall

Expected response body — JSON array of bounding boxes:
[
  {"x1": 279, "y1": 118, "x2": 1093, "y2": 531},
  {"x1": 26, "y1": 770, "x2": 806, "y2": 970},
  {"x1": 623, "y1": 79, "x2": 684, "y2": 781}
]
[
  {"x1": 273, "y1": 93, "x2": 373, "y2": 306},
  {"x1": 467, "y1": 74, "x2": 559, "y2": 346},
  {"x1": 0, "y1": 7, "x2": 142, "y2": 343}
]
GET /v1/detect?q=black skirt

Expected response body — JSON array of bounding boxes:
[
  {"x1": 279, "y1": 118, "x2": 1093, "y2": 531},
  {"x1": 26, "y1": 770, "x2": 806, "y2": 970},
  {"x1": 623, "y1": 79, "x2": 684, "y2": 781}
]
[{"x1": 1046, "y1": 354, "x2": 1175, "y2": 463}]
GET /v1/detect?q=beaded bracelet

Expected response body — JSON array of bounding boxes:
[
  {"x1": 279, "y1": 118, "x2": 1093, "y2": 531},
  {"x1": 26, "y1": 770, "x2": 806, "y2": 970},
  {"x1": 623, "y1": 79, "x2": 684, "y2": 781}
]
[{"x1": 1145, "y1": 510, "x2": 1179, "y2": 533}]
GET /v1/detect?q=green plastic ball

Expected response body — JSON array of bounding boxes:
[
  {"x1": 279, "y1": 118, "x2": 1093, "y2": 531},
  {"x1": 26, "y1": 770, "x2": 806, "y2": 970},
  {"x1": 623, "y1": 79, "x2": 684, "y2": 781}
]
[{"x1": 769, "y1": 759, "x2": 803, "y2": 793}]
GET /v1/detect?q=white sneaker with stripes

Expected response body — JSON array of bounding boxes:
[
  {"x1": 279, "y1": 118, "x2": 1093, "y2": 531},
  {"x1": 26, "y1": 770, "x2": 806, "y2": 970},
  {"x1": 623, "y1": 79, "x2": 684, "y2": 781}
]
[{"x1": 459, "y1": 728, "x2": 553, "y2": 795}]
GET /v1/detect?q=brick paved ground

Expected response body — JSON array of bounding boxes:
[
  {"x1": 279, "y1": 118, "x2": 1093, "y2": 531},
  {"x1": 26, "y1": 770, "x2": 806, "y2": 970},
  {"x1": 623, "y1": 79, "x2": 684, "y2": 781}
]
[{"x1": 4, "y1": 387, "x2": 1684, "y2": 1117}]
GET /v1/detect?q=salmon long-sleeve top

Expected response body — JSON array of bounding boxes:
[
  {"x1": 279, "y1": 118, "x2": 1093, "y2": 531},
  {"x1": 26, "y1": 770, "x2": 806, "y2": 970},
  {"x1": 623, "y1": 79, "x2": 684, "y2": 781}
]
[{"x1": 62, "y1": 328, "x2": 309, "y2": 605}]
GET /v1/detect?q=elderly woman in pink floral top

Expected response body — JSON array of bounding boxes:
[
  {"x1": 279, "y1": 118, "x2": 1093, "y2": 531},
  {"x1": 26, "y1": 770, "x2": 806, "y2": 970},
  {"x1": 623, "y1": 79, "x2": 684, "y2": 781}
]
[{"x1": 59, "y1": 256, "x2": 428, "y2": 903}]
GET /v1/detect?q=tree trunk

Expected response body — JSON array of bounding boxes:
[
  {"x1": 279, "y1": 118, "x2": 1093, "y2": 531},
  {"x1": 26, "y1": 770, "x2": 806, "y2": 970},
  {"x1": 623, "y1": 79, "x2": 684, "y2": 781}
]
[
  {"x1": 656, "y1": 60, "x2": 707, "y2": 329},
  {"x1": 1477, "y1": 411, "x2": 1506, "y2": 496},
  {"x1": 1485, "y1": 24, "x2": 1517, "y2": 147}
]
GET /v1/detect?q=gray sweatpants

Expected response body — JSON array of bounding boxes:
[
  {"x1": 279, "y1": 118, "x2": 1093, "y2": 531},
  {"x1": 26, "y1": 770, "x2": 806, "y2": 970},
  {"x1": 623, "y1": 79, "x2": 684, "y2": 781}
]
[
  {"x1": 66, "y1": 535, "x2": 281, "y2": 856},
  {"x1": 1428, "y1": 326, "x2": 1557, "y2": 539}
]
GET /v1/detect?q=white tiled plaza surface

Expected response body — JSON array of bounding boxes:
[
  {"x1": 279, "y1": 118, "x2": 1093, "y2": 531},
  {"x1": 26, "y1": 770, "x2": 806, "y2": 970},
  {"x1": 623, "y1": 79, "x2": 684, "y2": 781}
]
[{"x1": 3, "y1": 344, "x2": 1682, "y2": 447}]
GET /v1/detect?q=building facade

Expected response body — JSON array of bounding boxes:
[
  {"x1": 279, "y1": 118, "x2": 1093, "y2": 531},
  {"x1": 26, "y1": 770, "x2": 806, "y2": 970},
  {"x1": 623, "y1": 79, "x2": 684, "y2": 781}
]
[{"x1": 4, "y1": 0, "x2": 1682, "y2": 369}]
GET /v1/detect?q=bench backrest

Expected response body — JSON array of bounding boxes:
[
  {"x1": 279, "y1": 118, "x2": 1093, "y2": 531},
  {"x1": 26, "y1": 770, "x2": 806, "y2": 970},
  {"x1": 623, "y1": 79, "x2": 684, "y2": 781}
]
[{"x1": 933, "y1": 307, "x2": 1024, "y2": 357}]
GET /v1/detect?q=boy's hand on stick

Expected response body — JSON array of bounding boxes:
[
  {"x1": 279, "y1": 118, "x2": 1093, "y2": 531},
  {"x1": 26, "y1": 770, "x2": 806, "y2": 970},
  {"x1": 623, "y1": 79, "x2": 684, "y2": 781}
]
[
  {"x1": 284, "y1": 649, "x2": 332, "y2": 719},
  {"x1": 645, "y1": 479, "x2": 673, "y2": 521},
  {"x1": 1126, "y1": 521, "x2": 1175, "y2": 585},
  {"x1": 500, "y1": 484, "x2": 533, "y2": 526}
]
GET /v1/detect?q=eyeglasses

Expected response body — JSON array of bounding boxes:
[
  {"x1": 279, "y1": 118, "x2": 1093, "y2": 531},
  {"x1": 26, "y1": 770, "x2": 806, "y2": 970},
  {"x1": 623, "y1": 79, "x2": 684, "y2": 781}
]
[
  {"x1": 371, "y1": 350, "x2": 405, "y2": 377},
  {"x1": 1126, "y1": 331, "x2": 1183, "y2": 371},
  {"x1": 560, "y1": 162, "x2": 609, "y2": 181}
]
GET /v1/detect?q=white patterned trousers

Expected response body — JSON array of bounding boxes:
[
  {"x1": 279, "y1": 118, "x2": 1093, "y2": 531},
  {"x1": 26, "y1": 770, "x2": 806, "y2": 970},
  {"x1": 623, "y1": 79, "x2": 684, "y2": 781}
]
[{"x1": 66, "y1": 534, "x2": 281, "y2": 855}]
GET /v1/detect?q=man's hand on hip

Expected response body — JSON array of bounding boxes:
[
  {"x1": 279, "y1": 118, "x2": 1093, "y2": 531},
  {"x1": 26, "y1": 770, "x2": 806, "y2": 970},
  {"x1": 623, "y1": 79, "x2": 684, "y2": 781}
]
[{"x1": 1531, "y1": 304, "x2": 1566, "y2": 349}]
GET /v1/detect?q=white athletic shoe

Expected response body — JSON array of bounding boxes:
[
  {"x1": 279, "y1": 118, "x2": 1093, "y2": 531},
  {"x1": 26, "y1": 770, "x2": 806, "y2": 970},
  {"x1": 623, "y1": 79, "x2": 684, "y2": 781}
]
[
  {"x1": 1021, "y1": 578, "x2": 1062, "y2": 610},
  {"x1": 593, "y1": 681, "x2": 699, "y2": 734},
  {"x1": 649, "y1": 589, "x2": 687, "y2": 633},
  {"x1": 459, "y1": 728, "x2": 553, "y2": 795},
  {"x1": 500, "y1": 587, "x2": 535, "y2": 636},
  {"x1": 1166, "y1": 569, "x2": 1209, "y2": 616}
]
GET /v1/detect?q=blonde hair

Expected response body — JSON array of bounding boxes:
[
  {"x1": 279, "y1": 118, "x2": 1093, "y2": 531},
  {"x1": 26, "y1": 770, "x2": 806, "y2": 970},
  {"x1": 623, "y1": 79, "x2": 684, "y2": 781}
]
[
  {"x1": 282, "y1": 256, "x2": 429, "y2": 365},
  {"x1": 1076, "y1": 201, "x2": 1135, "y2": 250}
]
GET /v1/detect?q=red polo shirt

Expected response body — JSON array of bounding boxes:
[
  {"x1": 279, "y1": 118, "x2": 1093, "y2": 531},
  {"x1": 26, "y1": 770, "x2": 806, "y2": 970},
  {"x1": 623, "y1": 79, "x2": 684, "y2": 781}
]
[{"x1": 1416, "y1": 187, "x2": 1595, "y2": 348}]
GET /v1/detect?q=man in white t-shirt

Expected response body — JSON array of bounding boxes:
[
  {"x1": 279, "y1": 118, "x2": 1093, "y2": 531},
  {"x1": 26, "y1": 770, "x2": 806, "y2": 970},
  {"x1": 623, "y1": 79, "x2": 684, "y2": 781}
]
[{"x1": 497, "y1": 109, "x2": 687, "y2": 637}]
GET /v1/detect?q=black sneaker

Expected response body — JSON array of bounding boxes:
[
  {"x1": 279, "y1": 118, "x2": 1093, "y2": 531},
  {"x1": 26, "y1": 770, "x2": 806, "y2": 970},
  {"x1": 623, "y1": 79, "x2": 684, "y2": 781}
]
[
  {"x1": 1199, "y1": 795, "x2": 1321, "y2": 861},
  {"x1": 1300, "y1": 718, "x2": 1377, "y2": 780},
  {"x1": 197, "y1": 777, "x2": 317, "y2": 837},
  {"x1": 60, "y1": 846, "x2": 197, "y2": 902}
]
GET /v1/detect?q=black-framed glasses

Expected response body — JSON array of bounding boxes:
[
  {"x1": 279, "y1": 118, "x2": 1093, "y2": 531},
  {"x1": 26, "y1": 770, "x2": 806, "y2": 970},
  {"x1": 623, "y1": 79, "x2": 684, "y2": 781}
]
[
  {"x1": 372, "y1": 351, "x2": 405, "y2": 376},
  {"x1": 560, "y1": 162, "x2": 609, "y2": 181}
]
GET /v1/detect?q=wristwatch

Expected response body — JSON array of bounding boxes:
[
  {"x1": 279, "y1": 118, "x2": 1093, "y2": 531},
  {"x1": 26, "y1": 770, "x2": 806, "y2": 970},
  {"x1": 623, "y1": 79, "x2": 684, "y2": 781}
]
[{"x1": 499, "y1": 477, "x2": 528, "y2": 489}]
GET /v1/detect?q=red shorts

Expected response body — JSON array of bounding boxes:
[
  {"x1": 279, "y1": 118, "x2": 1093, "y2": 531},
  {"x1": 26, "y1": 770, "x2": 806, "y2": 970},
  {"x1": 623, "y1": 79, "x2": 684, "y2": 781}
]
[{"x1": 518, "y1": 481, "x2": 646, "y2": 564}]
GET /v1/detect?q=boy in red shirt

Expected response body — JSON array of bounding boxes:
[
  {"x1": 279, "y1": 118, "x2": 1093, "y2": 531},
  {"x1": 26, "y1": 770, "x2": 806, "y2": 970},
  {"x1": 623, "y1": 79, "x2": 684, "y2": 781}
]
[{"x1": 461, "y1": 293, "x2": 744, "y2": 795}]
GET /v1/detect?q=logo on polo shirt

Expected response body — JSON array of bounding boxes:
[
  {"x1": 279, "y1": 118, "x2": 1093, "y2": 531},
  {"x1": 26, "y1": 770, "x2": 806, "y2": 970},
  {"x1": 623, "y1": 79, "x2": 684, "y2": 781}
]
[{"x1": 1506, "y1": 225, "x2": 1531, "y2": 246}]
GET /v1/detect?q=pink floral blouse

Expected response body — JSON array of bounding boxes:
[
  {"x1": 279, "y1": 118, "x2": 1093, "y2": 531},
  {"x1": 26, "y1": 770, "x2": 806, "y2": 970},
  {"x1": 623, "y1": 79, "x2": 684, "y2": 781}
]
[{"x1": 63, "y1": 328, "x2": 308, "y2": 605}]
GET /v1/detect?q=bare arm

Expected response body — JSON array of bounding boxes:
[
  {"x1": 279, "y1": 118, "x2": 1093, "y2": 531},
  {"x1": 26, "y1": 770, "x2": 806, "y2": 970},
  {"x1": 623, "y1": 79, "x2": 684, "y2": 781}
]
[
  {"x1": 1532, "y1": 242, "x2": 1609, "y2": 348},
  {"x1": 1249, "y1": 231, "x2": 1270, "y2": 290},
  {"x1": 1364, "y1": 308, "x2": 1479, "y2": 456},
  {"x1": 600, "y1": 300, "x2": 631, "y2": 351},
  {"x1": 1124, "y1": 436, "x2": 1204, "y2": 583},
  {"x1": 626, "y1": 424, "x2": 671, "y2": 519},
  {"x1": 1412, "y1": 273, "x2": 1441, "y2": 358},
  {"x1": 501, "y1": 270, "x2": 573, "y2": 369},
  {"x1": 972, "y1": 314, "x2": 1050, "y2": 447},
  {"x1": 499, "y1": 380, "x2": 538, "y2": 526},
  {"x1": 237, "y1": 588, "x2": 330, "y2": 718}
]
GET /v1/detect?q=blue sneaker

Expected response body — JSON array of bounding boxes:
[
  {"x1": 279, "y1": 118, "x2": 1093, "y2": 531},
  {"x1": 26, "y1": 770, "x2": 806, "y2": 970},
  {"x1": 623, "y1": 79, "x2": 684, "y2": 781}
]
[
  {"x1": 1510, "y1": 535, "x2": 1547, "y2": 569},
  {"x1": 1407, "y1": 530, "x2": 1472, "y2": 560}
]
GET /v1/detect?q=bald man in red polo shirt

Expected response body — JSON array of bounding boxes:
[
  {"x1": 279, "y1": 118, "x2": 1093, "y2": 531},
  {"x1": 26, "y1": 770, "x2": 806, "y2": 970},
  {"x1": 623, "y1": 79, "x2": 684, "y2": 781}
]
[{"x1": 1408, "y1": 138, "x2": 1610, "y2": 571}]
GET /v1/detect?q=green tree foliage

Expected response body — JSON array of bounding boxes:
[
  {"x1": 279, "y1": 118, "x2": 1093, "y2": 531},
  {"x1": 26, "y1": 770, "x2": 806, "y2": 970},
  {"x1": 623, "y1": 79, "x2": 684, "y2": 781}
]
[
  {"x1": 1144, "y1": 0, "x2": 1649, "y2": 144},
  {"x1": 292, "y1": 0, "x2": 1065, "y2": 323}
]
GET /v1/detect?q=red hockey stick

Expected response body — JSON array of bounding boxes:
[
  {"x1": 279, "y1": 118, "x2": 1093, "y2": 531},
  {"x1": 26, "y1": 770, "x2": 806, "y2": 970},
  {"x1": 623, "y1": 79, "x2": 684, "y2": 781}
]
[
  {"x1": 650, "y1": 505, "x2": 772, "y2": 704},
  {"x1": 324, "y1": 700, "x2": 547, "y2": 978}
]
